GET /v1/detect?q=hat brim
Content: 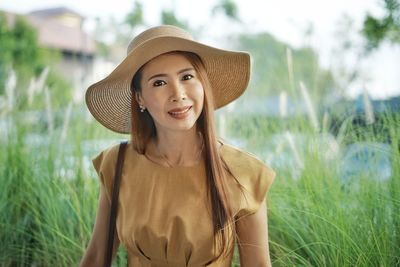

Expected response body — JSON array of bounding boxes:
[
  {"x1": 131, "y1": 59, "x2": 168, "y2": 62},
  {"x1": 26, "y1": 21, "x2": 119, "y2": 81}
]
[{"x1": 85, "y1": 36, "x2": 251, "y2": 134}]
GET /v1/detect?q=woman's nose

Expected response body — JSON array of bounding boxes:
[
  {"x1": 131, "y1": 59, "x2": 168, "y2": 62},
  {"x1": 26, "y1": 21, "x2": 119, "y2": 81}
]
[{"x1": 170, "y1": 82, "x2": 187, "y2": 102}]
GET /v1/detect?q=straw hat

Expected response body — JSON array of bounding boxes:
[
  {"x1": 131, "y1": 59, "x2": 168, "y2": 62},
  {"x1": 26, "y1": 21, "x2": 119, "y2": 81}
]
[{"x1": 85, "y1": 25, "x2": 251, "y2": 134}]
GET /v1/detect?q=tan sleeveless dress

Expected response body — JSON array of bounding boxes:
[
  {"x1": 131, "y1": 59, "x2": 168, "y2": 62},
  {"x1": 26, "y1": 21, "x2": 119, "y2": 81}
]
[{"x1": 92, "y1": 141, "x2": 275, "y2": 267}]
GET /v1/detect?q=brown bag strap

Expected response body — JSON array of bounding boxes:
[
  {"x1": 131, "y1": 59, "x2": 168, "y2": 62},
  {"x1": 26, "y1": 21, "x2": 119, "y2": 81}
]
[{"x1": 104, "y1": 141, "x2": 128, "y2": 267}]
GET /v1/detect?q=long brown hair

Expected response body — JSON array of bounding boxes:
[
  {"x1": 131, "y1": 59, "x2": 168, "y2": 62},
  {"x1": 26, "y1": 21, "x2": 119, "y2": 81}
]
[{"x1": 130, "y1": 51, "x2": 235, "y2": 258}]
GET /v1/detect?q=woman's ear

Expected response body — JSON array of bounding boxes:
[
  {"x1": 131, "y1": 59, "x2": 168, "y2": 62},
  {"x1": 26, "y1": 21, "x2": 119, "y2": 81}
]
[
  {"x1": 135, "y1": 92, "x2": 146, "y2": 112},
  {"x1": 135, "y1": 92, "x2": 144, "y2": 106}
]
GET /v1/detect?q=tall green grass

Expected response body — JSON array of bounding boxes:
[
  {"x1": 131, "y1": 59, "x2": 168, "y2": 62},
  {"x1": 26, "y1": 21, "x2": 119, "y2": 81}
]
[
  {"x1": 1, "y1": 113, "x2": 94, "y2": 266},
  {"x1": 1, "y1": 69, "x2": 399, "y2": 267},
  {"x1": 226, "y1": 108, "x2": 400, "y2": 266},
  {"x1": 269, "y1": 150, "x2": 400, "y2": 266}
]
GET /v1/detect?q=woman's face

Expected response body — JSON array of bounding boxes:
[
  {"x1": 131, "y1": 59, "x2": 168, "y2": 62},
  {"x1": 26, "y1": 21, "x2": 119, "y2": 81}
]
[{"x1": 136, "y1": 53, "x2": 205, "y2": 135}]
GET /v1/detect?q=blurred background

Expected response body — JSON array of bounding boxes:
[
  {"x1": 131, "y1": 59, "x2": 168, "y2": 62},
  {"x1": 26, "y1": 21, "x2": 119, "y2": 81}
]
[{"x1": 0, "y1": 0, "x2": 399, "y2": 266}]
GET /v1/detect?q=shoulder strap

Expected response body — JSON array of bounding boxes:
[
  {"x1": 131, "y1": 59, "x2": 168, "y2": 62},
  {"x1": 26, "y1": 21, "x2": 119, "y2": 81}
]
[{"x1": 104, "y1": 141, "x2": 128, "y2": 267}]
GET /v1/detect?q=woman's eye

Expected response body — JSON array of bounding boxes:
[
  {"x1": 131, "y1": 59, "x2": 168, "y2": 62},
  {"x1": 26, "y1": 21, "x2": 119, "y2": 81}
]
[
  {"x1": 182, "y1": 74, "x2": 194, "y2": 81},
  {"x1": 153, "y1": 80, "x2": 166, "y2": 87}
]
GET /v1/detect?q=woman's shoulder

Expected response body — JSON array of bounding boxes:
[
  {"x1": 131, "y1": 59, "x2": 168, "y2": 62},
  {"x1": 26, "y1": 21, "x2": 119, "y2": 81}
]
[
  {"x1": 92, "y1": 141, "x2": 135, "y2": 176},
  {"x1": 220, "y1": 142, "x2": 273, "y2": 173},
  {"x1": 97, "y1": 142, "x2": 121, "y2": 157},
  {"x1": 92, "y1": 142, "x2": 121, "y2": 168},
  {"x1": 91, "y1": 141, "x2": 134, "y2": 200},
  {"x1": 220, "y1": 141, "x2": 276, "y2": 217},
  {"x1": 220, "y1": 141, "x2": 276, "y2": 189}
]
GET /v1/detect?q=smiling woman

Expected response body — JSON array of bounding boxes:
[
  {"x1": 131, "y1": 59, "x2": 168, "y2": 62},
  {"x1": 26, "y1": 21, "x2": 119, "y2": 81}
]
[
  {"x1": 135, "y1": 53, "x2": 205, "y2": 137},
  {"x1": 81, "y1": 25, "x2": 276, "y2": 267}
]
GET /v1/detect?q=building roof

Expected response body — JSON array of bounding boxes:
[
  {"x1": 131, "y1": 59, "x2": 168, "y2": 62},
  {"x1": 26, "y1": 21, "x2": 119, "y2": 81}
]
[
  {"x1": 28, "y1": 7, "x2": 83, "y2": 19},
  {"x1": 27, "y1": 15, "x2": 95, "y2": 54},
  {"x1": 1, "y1": 8, "x2": 95, "y2": 55}
]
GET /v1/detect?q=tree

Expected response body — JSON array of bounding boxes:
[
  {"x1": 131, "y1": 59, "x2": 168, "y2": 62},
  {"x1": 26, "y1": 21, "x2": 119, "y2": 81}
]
[
  {"x1": 0, "y1": 13, "x2": 45, "y2": 94},
  {"x1": 232, "y1": 32, "x2": 335, "y2": 102},
  {"x1": 161, "y1": 9, "x2": 188, "y2": 30},
  {"x1": 124, "y1": 1, "x2": 144, "y2": 31},
  {"x1": 212, "y1": 0, "x2": 240, "y2": 21},
  {"x1": 0, "y1": 12, "x2": 72, "y2": 110},
  {"x1": 362, "y1": 0, "x2": 400, "y2": 50}
]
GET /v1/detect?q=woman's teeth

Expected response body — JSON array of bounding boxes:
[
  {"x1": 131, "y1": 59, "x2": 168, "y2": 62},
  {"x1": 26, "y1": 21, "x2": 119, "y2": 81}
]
[{"x1": 169, "y1": 107, "x2": 191, "y2": 115}]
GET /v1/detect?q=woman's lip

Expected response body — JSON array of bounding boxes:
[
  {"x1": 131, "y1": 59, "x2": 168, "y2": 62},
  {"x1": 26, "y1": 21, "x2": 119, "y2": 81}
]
[{"x1": 168, "y1": 106, "x2": 192, "y2": 113}]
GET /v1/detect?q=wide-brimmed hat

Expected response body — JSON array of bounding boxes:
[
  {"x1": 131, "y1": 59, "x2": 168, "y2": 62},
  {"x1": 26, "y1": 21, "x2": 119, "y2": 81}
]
[{"x1": 85, "y1": 25, "x2": 251, "y2": 134}]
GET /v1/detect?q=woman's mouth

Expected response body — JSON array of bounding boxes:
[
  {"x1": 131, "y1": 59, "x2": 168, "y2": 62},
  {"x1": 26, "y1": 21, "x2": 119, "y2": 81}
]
[{"x1": 168, "y1": 106, "x2": 192, "y2": 119}]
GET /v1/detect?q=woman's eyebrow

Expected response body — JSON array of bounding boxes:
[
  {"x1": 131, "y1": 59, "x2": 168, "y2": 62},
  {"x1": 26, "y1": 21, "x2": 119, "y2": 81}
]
[
  {"x1": 177, "y1": 67, "x2": 194, "y2": 74},
  {"x1": 147, "y1": 68, "x2": 195, "y2": 81},
  {"x1": 147, "y1": 73, "x2": 167, "y2": 81}
]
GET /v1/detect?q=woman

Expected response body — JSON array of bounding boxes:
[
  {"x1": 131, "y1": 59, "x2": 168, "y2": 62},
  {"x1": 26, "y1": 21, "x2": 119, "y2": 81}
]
[{"x1": 81, "y1": 25, "x2": 275, "y2": 267}]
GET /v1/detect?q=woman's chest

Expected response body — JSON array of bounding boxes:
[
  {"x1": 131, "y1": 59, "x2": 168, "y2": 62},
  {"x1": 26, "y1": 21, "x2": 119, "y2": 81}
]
[{"x1": 116, "y1": 171, "x2": 217, "y2": 265}]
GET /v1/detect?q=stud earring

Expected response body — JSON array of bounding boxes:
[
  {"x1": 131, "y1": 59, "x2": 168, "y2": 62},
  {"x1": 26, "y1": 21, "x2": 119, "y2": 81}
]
[{"x1": 139, "y1": 105, "x2": 146, "y2": 112}]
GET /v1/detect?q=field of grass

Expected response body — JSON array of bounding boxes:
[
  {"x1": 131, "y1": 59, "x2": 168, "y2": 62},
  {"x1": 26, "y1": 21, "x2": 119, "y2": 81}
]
[
  {"x1": 227, "y1": 108, "x2": 400, "y2": 266},
  {"x1": 1, "y1": 72, "x2": 399, "y2": 267}
]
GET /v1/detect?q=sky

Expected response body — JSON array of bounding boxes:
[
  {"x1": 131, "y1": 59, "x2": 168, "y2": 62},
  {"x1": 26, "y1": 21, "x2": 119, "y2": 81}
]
[{"x1": 1, "y1": 0, "x2": 399, "y2": 99}]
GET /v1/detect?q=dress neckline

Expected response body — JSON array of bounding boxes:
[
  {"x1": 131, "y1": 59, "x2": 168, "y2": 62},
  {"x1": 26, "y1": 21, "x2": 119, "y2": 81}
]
[
  {"x1": 134, "y1": 140, "x2": 225, "y2": 170},
  {"x1": 141, "y1": 153, "x2": 205, "y2": 170}
]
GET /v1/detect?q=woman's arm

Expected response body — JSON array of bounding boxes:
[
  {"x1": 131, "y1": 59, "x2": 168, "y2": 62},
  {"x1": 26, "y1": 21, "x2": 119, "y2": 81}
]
[
  {"x1": 80, "y1": 184, "x2": 120, "y2": 267},
  {"x1": 236, "y1": 198, "x2": 272, "y2": 267}
]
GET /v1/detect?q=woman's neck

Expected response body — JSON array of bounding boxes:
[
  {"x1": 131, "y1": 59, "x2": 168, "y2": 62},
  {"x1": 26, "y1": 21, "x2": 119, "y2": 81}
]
[{"x1": 148, "y1": 127, "x2": 204, "y2": 167}]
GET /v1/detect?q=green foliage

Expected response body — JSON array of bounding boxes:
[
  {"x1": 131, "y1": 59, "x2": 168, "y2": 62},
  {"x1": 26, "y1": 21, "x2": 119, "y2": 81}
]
[
  {"x1": 47, "y1": 72, "x2": 72, "y2": 108},
  {"x1": 225, "y1": 108, "x2": 400, "y2": 266},
  {"x1": 0, "y1": 13, "x2": 46, "y2": 91},
  {"x1": 94, "y1": 40, "x2": 110, "y2": 57},
  {"x1": 0, "y1": 18, "x2": 14, "y2": 95},
  {"x1": 9, "y1": 17, "x2": 43, "y2": 75},
  {"x1": 212, "y1": 0, "x2": 240, "y2": 21},
  {"x1": 0, "y1": 117, "x2": 96, "y2": 266},
  {"x1": 161, "y1": 10, "x2": 188, "y2": 30},
  {"x1": 0, "y1": 79, "x2": 125, "y2": 265},
  {"x1": 232, "y1": 32, "x2": 335, "y2": 102},
  {"x1": 268, "y1": 162, "x2": 400, "y2": 266},
  {"x1": 124, "y1": 1, "x2": 144, "y2": 30},
  {"x1": 0, "y1": 12, "x2": 73, "y2": 109},
  {"x1": 362, "y1": 0, "x2": 400, "y2": 50}
]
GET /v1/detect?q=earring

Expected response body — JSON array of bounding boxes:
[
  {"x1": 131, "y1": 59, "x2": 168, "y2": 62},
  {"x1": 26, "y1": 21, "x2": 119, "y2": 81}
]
[{"x1": 139, "y1": 105, "x2": 146, "y2": 113}]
